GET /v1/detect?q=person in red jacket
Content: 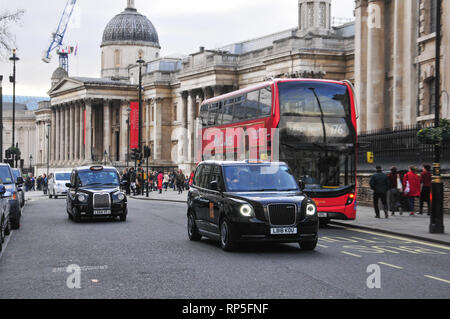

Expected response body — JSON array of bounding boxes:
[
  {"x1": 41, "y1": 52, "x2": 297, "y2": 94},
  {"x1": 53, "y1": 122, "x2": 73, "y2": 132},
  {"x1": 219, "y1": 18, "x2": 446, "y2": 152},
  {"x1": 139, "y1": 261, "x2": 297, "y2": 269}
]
[
  {"x1": 420, "y1": 165, "x2": 432, "y2": 215},
  {"x1": 403, "y1": 166, "x2": 421, "y2": 215},
  {"x1": 157, "y1": 171, "x2": 164, "y2": 194}
]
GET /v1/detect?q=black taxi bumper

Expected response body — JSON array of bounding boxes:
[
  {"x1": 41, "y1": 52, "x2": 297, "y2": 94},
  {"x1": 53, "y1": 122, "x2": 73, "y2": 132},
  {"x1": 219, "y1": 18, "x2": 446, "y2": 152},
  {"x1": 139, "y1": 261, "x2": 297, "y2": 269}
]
[
  {"x1": 74, "y1": 202, "x2": 127, "y2": 218},
  {"x1": 231, "y1": 217, "x2": 319, "y2": 243}
]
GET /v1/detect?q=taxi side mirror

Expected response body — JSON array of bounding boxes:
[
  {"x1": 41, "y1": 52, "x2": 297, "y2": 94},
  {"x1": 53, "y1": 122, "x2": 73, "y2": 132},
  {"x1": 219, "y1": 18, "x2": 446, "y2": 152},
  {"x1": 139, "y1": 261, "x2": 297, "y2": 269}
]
[
  {"x1": 298, "y1": 180, "x2": 306, "y2": 191},
  {"x1": 0, "y1": 185, "x2": 6, "y2": 196},
  {"x1": 210, "y1": 181, "x2": 220, "y2": 192},
  {"x1": 16, "y1": 177, "x2": 24, "y2": 185},
  {"x1": 65, "y1": 183, "x2": 72, "y2": 188}
]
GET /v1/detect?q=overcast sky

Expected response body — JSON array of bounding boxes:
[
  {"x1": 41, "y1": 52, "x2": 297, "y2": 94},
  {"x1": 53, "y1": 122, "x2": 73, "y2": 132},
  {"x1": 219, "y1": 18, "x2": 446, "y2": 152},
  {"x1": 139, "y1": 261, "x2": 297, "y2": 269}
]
[{"x1": 0, "y1": 0, "x2": 355, "y2": 97}]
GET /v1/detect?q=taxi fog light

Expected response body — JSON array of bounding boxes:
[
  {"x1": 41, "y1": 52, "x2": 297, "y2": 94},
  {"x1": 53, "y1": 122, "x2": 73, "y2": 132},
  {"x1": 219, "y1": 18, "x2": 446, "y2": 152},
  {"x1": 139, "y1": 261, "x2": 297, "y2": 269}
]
[
  {"x1": 240, "y1": 204, "x2": 254, "y2": 217},
  {"x1": 306, "y1": 204, "x2": 317, "y2": 216}
]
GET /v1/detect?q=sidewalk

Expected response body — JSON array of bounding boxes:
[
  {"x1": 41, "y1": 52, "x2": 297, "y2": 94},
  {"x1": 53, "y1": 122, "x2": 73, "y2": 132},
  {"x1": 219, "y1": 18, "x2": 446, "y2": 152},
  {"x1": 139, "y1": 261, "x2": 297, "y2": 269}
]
[
  {"x1": 131, "y1": 192, "x2": 449, "y2": 245},
  {"x1": 24, "y1": 191, "x2": 49, "y2": 201}
]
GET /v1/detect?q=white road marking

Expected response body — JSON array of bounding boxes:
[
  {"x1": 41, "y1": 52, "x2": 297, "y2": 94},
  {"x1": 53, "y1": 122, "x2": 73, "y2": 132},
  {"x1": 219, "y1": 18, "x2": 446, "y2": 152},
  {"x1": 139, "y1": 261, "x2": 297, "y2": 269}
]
[
  {"x1": 377, "y1": 262, "x2": 404, "y2": 269},
  {"x1": 425, "y1": 275, "x2": 450, "y2": 285},
  {"x1": 316, "y1": 244, "x2": 328, "y2": 248},
  {"x1": 341, "y1": 251, "x2": 362, "y2": 258}
]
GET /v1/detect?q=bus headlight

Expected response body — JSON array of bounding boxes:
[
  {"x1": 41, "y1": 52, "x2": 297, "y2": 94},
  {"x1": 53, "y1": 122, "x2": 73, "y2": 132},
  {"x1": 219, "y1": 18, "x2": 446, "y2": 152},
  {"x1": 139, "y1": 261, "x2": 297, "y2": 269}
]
[
  {"x1": 306, "y1": 203, "x2": 317, "y2": 216},
  {"x1": 240, "y1": 204, "x2": 255, "y2": 217}
]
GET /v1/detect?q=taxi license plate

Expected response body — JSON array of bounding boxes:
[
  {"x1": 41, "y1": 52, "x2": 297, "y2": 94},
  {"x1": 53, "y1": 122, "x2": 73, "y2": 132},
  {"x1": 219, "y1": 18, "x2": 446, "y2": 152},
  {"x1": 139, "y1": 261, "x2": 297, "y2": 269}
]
[
  {"x1": 93, "y1": 210, "x2": 111, "y2": 216},
  {"x1": 270, "y1": 227, "x2": 298, "y2": 235},
  {"x1": 318, "y1": 213, "x2": 328, "y2": 218}
]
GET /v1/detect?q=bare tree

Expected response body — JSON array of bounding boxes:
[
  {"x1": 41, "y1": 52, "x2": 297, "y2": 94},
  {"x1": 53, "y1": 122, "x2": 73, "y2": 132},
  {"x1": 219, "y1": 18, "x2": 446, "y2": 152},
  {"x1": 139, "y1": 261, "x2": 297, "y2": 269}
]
[{"x1": 0, "y1": 9, "x2": 25, "y2": 60}]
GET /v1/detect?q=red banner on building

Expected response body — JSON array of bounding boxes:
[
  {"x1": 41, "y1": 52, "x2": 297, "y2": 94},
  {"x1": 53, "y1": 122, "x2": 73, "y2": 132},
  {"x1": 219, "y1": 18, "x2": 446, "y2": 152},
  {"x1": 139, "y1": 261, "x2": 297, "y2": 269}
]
[{"x1": 130, "y1": 101, "x2": 140, "y2": 150}]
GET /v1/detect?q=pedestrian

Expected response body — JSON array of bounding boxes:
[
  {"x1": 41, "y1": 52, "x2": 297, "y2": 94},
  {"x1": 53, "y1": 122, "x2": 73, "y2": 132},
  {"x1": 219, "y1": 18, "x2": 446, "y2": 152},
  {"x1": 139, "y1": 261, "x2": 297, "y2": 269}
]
[
  {"x1": 163, "y1": 173, "x2": 169, "y2": 191},
  {"x1": 42, "y1": 174, "x2": 48, "y2": 195},
  {"x1": 369, "y1": 166, "x2": 389, "y2": 219},
  {"x1": 157, "y1": 171, "x2": 163, "y2": 194},
  {"x1": 403, "y1": 166, "x2": 421, "y2": 216},
  {"x1": 129, "y1": 168, "x2": 137, "y2": 196},
  {"x1": 387, "y1": 167, "x2": 403, "y2": 216},
  {"x1": 176, "y1": 170, "x2": 184, "y2": 194},
  {"x1": 420, "y1": 164, "x2": 432, "y2": 216}
]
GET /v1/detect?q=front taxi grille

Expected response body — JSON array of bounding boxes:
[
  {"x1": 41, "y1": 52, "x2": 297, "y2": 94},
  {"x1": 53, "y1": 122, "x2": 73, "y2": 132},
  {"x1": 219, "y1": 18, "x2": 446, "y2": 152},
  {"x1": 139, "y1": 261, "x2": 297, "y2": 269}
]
[
  {"x1": 268, "y1": 204, "x2": 296, "y2": 226},
  {"x1": 93, "y1": 194, "x2": 111, "y2": 209}
]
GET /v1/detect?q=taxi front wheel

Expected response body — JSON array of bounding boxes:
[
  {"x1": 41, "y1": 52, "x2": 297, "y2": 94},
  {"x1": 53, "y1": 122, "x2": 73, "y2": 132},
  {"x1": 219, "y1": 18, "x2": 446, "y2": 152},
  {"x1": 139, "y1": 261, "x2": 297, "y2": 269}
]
[
  {"x1": 299, "y1": 239, "x2": 318, "y2": 251},
  {"x1": 187, "y1": 213, "x2": 201, "y2": 241},
  {"x1": 220, "y1": 218, "x2": 236, "y2": 252}
]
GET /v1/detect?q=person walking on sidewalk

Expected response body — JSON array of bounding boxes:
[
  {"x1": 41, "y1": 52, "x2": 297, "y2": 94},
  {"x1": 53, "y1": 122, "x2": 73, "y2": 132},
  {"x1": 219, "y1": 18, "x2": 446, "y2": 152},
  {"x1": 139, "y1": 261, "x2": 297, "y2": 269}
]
[
  {"x1": 419, "y1": 164, "x2": 432, "y2": 215},
  {"x1": 403, "y1": 166, "x2": 421, "y2": 216},
  {"x1": 157, "y1": 171, "x2": 164, "y2": 194},
  {"x1": 387, "y1": 167, "x2": 403, "y2": 216},
  {"x1": 369, "y1": 166, "x2": 389, "y2": 219},
  {"x1": 176, "y1": 170, "x2": 184, "y2": 195}
]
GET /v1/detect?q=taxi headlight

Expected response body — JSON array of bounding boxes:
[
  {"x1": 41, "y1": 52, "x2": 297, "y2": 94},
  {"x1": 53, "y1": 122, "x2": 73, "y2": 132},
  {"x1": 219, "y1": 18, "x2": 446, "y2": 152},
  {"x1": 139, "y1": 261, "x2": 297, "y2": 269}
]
[
  {"x1": 240, "y1": 204, "x2": 254, "y2": 217},
  {"x1": 116, "y1": 193, "x2": 126, "y2": 201},
  {"x1": 306, "y1": 203, "x2": 317, "y2": 216},
  {"x1": 77, "y1": 194, "x2": 88, "y2": 203}
]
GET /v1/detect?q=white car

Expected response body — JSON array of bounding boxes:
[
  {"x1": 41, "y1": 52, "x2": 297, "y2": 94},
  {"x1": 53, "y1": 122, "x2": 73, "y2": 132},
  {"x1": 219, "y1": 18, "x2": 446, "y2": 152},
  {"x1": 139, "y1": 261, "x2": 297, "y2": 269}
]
[{"x1": 48, "y1": 172, "x2": 72, "y2": 199}]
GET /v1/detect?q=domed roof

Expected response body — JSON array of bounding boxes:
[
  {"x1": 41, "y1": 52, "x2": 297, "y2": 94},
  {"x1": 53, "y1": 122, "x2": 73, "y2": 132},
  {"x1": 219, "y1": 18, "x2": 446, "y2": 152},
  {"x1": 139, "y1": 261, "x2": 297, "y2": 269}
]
[
  {"x1": 51, "y1": 67, "x2": 68, "y2": 80},
  {"x1": 102, "y1": 5, "x2": 160, "y2": 47}
]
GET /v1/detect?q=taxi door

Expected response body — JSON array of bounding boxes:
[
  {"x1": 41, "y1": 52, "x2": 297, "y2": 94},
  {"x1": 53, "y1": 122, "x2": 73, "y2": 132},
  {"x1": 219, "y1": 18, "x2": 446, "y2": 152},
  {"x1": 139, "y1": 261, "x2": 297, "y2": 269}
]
[{"x1": 205, "y1": 165, "x2": 224, "y2": 235}]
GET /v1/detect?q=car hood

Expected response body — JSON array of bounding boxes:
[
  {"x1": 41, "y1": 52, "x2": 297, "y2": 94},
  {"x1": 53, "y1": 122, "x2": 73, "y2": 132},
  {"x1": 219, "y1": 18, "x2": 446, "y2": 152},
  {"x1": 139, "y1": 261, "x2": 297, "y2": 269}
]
[{"x1": 225, "y1": 191, "x2": 306, "y2": 205}]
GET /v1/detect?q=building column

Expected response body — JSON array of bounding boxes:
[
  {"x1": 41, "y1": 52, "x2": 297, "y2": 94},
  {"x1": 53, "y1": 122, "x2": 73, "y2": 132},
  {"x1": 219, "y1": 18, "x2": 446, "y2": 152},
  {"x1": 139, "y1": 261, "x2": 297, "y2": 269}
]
[
  {"x1": 84, "y1": 99, "x2": 93, "y2": 163},
  {"x1": 52, "y1": 107, "x2": 58, "y2": 165},
  {"x1": 153, "y1": 98, "x2": 163, "y2": 161},
  {"x1": 355, "y1": 0, "x2": 368, "y2": 132},
  {"x1": 145, "y1": 99, "x2": 150, "y2": 147},
  {"x1": 79, "y1": 102, "x2": 85, "y2": 163},
  {"x1": 64, "y1": 104, "x2": 69, "y2": 165},
  {"x1": 392, "y1": 0, "x2": 405, "y2": 128},
  {"x1": 366, "y1": 0, "x2": 385, "y2": 130},
  {"x1": 103, "y1": 99, "x2": 111, "y2": 161},
  {"x1": 74, "y1": 101, "x2": 80, "y2": 164},
  {"x1": 69, "y1": 103, "x2": 75, "y2": 164},
  {"x1": 187, "y1": 91, "x2": 196, "y2": 164},
  {"x1": 120, "y1": 100, "x2": 129, "y2": 163},
  {"x1": 53, "y1": 106, "x2": 61, "y2": 166}
]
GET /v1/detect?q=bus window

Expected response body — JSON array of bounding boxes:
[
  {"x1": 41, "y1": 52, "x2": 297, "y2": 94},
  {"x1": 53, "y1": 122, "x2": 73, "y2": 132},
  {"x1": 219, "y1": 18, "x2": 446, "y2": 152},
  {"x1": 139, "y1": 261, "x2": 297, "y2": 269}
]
[
  {"x1": 259, "y1": 86, "x2": 272, "y2": 116},
  {"x1": 200, "y1": 104, "x2": 210, "y2": 127},
  {"x1": 208, "y1": 103, "x2": 219, "y2": 126},
  {"x1": 222, "y1": 99, "x2": 235, "y2": 125},
  {"x1": 246, "y1": 90, "x2": 260, "y2": 119},
  {"x1": 216, "y1": 102, "x2": 224, "y2": 126},
  {"x1": 233, "y1": 96, "x2": 246, "y2": 121}
]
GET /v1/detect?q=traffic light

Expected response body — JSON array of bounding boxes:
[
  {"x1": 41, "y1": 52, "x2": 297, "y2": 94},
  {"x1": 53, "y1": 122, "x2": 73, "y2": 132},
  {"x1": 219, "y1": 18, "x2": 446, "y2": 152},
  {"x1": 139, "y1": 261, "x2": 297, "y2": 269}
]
[
  {"x1": 130, "y1": 148, "x2": 142, "y2": 161},
  {"x1": 5, "y1": 149, "x2": 11, "y2": 159},
  {"x1": 144, "y1": 146, "x2": 151, "y2": 159}
]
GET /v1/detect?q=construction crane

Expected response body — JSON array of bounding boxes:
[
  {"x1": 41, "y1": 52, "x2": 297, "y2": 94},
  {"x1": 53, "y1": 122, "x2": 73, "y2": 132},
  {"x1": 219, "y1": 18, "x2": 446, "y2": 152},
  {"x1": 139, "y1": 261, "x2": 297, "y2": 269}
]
[{"x1": 42, "y1": 0, "x2": 77, "y2": 73}]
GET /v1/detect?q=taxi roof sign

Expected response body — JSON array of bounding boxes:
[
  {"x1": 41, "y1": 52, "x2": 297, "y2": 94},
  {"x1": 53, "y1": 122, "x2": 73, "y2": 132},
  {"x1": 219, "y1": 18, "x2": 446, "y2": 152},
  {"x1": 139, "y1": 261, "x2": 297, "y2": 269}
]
[{"x1": 90, "y1": 166, "x2": 104, "y2": 171}]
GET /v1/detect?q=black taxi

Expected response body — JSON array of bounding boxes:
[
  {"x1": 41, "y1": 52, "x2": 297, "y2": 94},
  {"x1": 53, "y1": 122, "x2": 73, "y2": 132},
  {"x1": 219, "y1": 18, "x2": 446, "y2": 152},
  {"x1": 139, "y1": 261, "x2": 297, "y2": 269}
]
[
  {"x1": 66, "y1": 166, "x2": 127, "y2": 222},
  {"x1": 187, "y1": 161, "x2": 319, "y2": 251}
]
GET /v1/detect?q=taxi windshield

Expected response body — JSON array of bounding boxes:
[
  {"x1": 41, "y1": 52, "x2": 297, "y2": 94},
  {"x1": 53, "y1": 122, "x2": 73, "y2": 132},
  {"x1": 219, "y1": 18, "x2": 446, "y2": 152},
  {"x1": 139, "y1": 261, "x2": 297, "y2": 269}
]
[
  {"x1": 55, "y1": 173, "x2": 71, "y2": 181},
  {"x1": 223, "y1": 165, "x2": 299, "y2": 192},
  {"x1": 77, "y1": 170, "x2": 120, "y2": 187},
  {"x1": 0, "y1": 167, "x2": 13, "y2": 185}
]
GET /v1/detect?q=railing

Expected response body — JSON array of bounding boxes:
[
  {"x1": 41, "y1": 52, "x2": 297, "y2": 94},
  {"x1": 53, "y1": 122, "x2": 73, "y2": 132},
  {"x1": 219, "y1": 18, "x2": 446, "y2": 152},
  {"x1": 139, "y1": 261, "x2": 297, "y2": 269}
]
[{"x1": 357, "y1": 124, "x2": 450, "y2": 172}]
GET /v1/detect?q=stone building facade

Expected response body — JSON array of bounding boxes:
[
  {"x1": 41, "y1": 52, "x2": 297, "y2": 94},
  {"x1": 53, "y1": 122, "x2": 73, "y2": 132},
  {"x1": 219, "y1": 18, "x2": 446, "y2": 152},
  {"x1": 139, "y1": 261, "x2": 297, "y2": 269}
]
[
  {"x1": 355, "y1": 0, "x2": 450, "y2": 132},
  {"x1": 37, "y1": 0, "x2": 355, "y2": 174}
]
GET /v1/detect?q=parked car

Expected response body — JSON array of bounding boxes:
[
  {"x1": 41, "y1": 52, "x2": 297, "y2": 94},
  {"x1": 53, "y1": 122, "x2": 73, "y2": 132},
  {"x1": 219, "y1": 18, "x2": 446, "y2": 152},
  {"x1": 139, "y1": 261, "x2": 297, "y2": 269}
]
[
  {"x1": 48, "y1": 171, "x2": 71, "y2": 199},
  {"x1": 0, "y1": 164, "x2": 22, "y2": 230},
  {"x1": 187, "y1": 161, "x2": 319, "y2": 251},
  {"x1": 66, "y1": 166, "x2": 127, "y2": 222},
  {"x1": 11, "y1": 168, "x2": 25, "y2": 208},
  {"x1": 0, "y1": 184, "x2": 11, "y2": 252}
]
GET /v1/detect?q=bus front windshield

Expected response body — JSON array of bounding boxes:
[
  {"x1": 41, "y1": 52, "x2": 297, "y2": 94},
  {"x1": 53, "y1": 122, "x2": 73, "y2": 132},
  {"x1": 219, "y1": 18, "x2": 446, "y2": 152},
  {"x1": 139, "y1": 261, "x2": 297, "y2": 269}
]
[
  {"x1": 278, "y1": 81, "x2": 355, "y2": 144},
  {"x1": 277, "y1": 81, "x2": 356, "y2": 189}
]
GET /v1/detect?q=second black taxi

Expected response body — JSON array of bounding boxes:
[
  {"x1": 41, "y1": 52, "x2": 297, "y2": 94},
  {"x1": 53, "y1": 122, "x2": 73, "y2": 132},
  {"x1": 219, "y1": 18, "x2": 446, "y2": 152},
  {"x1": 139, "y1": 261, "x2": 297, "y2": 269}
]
[
  {"x1": 66, "y1": 166, "x2": 128, "y2": 222},
  {"x1": 187, "y1": 161, "x2": 319, "y2": 251}
]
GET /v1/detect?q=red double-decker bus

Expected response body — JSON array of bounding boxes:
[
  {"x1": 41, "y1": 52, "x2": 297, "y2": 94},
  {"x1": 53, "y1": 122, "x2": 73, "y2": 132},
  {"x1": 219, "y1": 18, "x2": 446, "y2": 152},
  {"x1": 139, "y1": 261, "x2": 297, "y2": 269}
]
[{"x1": 198, "y1": 79, "x2": 358, "y2": 225}]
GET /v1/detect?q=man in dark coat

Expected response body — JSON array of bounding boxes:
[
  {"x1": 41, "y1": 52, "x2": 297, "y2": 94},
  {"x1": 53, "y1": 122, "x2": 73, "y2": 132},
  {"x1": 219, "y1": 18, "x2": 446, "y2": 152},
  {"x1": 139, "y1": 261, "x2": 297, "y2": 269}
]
[{"x1": 369, "y1": 166, "x2": 390, "y2": 219}]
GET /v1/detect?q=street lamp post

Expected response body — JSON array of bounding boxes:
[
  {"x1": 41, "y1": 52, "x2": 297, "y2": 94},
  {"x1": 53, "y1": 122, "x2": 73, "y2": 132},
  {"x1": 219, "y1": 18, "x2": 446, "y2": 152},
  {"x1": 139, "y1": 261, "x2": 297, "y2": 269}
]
[
  {"x1": 9, "y1": 49, "x2": 19, "y2": 149},
  {"x1": 29, "y1": 154, "x2": 33, "y2": 173},
  {"x1": 46, "y1": 123, "x2": 51, "y2": 177},
  {"x1": 104, "y1": 150, "x2": 108, "y2": 166},
  {"x1": 126, "y1": 106, "x2": 132, "y2": 169},
  {"x1": 136, "y1": 53, "x2": 145, "y2": 155},
  {"x1": 430, "y1": 0, "x2": 445, "y2": 234}
]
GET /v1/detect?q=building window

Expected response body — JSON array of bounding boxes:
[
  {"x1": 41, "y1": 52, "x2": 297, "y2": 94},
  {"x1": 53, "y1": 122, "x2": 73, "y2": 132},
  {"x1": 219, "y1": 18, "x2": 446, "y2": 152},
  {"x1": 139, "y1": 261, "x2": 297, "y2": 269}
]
[
  {"x1": 319, "y1": 3, "x2": 326, "y2": 28},
  {"x1": 174, "y1": 104, "x2": 178, "y2": 122},
  {"x1": 307, "y1": 2, "x2": 314, "y2": 27},
  {"x1": 114, "y1": 49, "x2": 121, "y2": 67},
  {"x1": 430, "y1": 0, "x2": 437, "y2": 33}
]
